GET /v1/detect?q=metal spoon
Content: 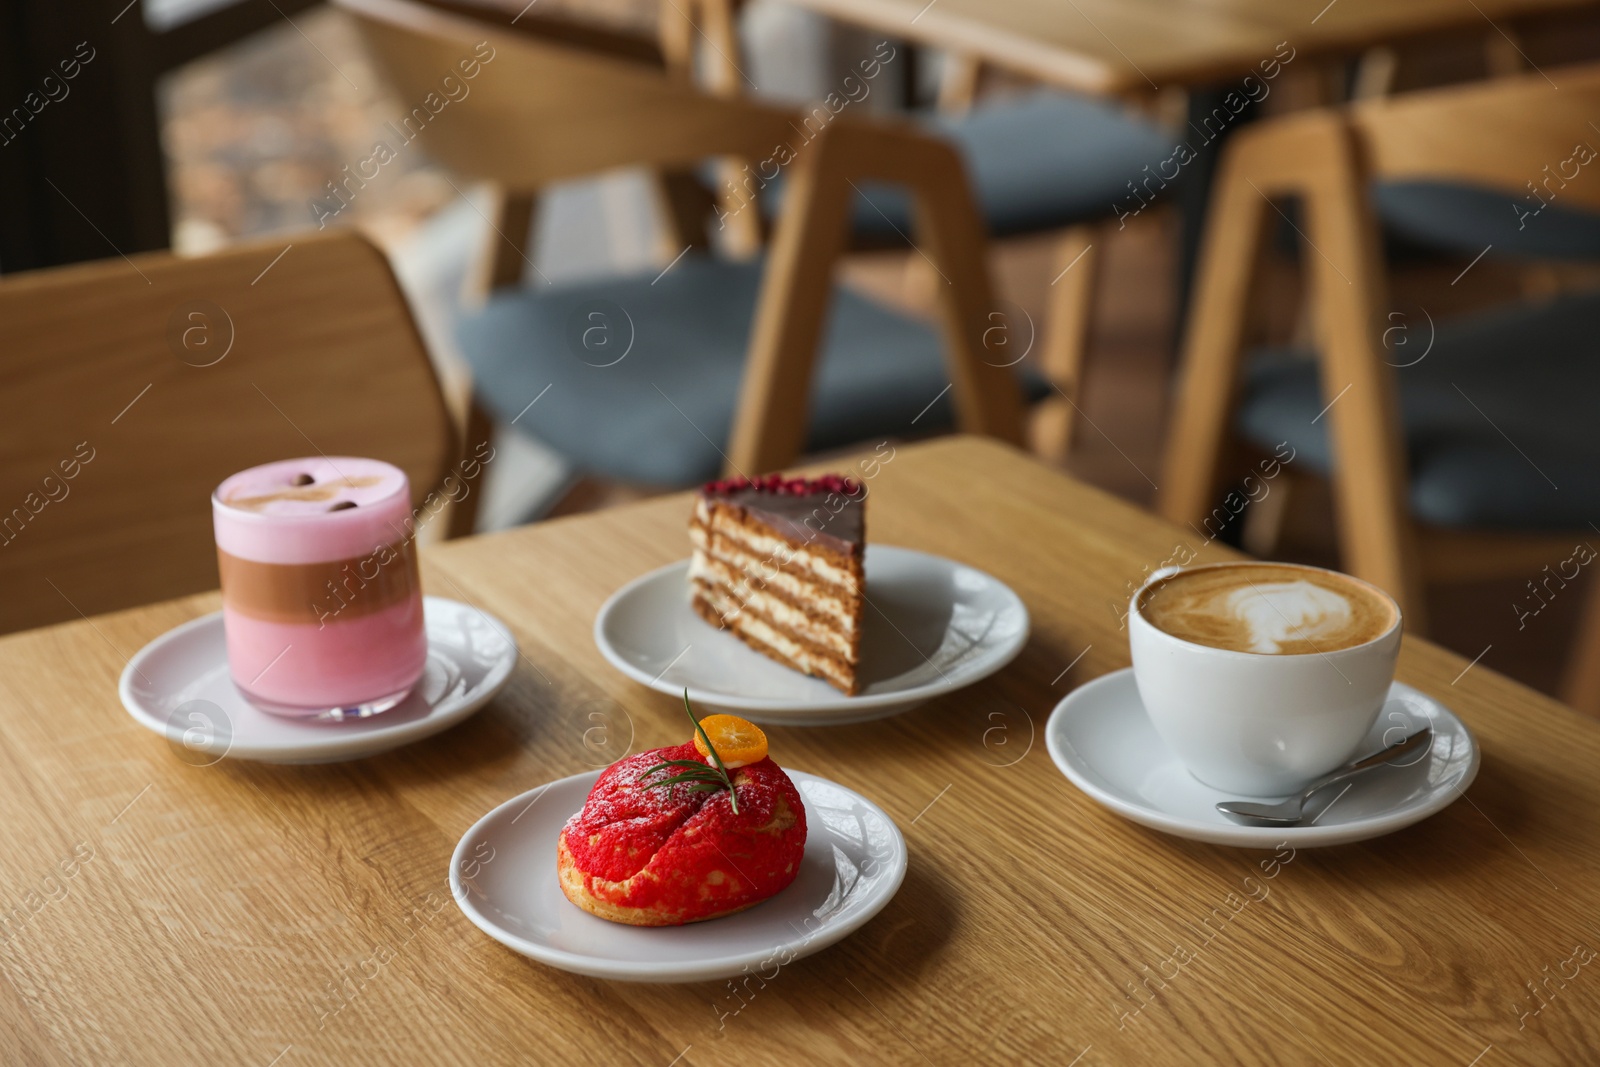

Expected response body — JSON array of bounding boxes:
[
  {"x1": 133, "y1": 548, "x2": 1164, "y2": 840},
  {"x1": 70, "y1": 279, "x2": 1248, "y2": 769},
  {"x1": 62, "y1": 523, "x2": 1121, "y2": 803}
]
[{"x1": 1215, "y1": 726, "x2": 1433, "y2": 826}]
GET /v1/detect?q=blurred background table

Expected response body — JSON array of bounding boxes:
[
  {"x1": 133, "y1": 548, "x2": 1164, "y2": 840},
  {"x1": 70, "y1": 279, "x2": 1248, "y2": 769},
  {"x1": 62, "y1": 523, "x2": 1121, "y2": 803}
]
[
  {"x1": 775, "y1": 0, "x2": 1598, "y2": 95},
  {"x1": 3, "y1": 436, "x2": 1597, "y2": 1064}
]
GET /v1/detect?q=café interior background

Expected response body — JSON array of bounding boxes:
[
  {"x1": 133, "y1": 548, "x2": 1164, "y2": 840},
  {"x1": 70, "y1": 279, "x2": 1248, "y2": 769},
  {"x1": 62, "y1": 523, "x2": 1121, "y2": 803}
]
[{"x1": 11, "y1": 0, "x2": 1600, "y2": 699}]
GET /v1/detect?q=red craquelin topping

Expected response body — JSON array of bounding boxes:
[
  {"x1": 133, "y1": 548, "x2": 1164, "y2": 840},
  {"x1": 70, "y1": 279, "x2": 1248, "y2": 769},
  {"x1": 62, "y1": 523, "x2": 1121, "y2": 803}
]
[
  {"x1": 702, "y1": 472, "x2": 861, "y2": 497},
  {"x1": 562, "y1": 742, "x2": 805, "y2": 911}
]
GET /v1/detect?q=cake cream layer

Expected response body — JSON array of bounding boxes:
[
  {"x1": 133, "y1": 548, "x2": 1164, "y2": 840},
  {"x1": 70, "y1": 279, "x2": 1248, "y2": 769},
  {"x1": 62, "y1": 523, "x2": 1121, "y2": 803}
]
[
  {"x1": 689, "y1": 522, "x2": 860, "y2": 617},
  {"x1": 690, "y1": 552, "x2": 854, "y2": 659},
  {"x1": 692, "y1": 499, "x2": 860, "y2": 594},
  {"x1": 688, "y1": 530, "x2": 859, "y2": 623},
  {"x1": 691, "y1": 582, "x2": 855, "y2": 692}
]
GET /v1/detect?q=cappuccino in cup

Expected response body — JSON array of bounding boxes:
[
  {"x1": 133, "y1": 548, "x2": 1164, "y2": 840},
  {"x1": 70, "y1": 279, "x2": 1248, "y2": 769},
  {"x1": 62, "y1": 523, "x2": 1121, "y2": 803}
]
[
  {"x1": 1129, "y1": 562, "x2": 1403, "y2": 796},
  {"x1": 1139, "y1": 563, "x2": 1399, "y2": 656}
]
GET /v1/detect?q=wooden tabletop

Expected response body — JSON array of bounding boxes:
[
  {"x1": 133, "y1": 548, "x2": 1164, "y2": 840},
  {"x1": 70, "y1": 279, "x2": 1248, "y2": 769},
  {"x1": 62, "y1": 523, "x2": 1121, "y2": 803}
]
[
  {"x1": 3, "y1": 435, "x2": 1598, "y2": 1065},
  {"x1": 780, "y1": 0, "x2": 1594, "y2": 95}
]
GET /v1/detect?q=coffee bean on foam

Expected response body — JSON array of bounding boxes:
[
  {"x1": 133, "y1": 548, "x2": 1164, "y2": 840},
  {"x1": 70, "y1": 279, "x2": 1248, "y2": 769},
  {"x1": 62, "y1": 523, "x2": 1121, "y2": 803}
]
[
  {"x1": 1139, "y1": 563, "x2": 1396, "y2": 655},
  {"x1": 220, "y1": 464, "x2": 392, "y2": 516}
]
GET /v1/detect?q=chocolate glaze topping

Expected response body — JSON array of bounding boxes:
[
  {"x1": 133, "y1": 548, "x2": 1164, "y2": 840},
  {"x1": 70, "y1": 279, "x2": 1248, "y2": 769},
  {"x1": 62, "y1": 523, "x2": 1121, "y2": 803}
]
[{"x1": 698, "y1": 473, "x2": 864, "y2": 557}]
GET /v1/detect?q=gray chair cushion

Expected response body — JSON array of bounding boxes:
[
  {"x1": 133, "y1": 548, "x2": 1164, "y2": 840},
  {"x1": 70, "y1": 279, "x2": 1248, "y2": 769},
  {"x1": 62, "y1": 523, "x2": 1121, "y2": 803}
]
[
  {"x1": 1237, "y1": 289, "x2": 1600, "y2": 530},
  {"x1": 760, "y1": 91, "x2": 1176, "y2": 241},
  {"x1": 458, "y1": 255, "x2": 1045, "y2": 486},
  {"x1": 1375, "y1": 180, "x2": 1600, "y2": 262}
]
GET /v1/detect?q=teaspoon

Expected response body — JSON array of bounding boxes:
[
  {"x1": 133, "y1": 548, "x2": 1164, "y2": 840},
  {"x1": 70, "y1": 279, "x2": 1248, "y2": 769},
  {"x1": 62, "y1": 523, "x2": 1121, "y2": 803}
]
[{"x1": 1215, "y1": 726, "x2": 1433, "y2": 826}]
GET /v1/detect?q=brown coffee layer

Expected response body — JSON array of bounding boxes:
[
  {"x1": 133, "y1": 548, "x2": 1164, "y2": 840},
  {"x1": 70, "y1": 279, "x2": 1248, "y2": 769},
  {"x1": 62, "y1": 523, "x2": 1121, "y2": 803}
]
[
  {"x1": 1140, "y1": 563, "x2": 1396, "y2": 655},
  {"x1": 218, "y1": 540, "x2": 419, "y2": 625}
]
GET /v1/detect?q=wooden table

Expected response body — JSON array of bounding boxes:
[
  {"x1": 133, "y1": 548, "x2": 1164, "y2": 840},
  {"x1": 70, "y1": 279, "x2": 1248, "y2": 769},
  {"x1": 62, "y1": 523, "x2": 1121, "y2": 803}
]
[
  {"x1": 777, "y1": 0, "x2": 1595, "y2": 96},
  {"x1": 3, "y1": 436, "x2": 1597, "y2": 1065}
]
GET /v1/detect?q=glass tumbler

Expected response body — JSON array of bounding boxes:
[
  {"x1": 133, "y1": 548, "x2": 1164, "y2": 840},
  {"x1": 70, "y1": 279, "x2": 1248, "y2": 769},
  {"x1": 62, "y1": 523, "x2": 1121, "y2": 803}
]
[{"x1": 212, "y1": 456, "x2": 427, "y2": 719}]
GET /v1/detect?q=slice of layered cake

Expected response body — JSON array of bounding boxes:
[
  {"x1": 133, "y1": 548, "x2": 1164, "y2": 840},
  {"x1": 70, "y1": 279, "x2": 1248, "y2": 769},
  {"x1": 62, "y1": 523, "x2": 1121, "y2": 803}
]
[{"x1": 689, "y1": 473, "x2": 866, "y2": 694}]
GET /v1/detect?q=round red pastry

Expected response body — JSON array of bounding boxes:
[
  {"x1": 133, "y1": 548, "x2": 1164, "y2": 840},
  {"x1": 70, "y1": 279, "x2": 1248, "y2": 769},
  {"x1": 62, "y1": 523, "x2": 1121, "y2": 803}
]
[{"x1": 557, "y1": 742, "x2": 807, "y2": 926}]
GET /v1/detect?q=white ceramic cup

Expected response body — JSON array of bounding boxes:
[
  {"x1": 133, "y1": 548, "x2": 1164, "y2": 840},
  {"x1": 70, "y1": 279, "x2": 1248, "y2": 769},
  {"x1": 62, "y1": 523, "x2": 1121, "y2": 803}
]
[{"x1": 1128, "y1": 562, "x2": 1403, "y2": 796}]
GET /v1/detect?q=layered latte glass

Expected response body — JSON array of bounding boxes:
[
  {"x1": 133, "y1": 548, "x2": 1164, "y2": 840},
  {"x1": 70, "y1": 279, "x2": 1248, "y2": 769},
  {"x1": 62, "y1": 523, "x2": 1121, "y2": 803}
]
[{"x1": 212, "y1": 457, "x2": 427, "y2": 718}]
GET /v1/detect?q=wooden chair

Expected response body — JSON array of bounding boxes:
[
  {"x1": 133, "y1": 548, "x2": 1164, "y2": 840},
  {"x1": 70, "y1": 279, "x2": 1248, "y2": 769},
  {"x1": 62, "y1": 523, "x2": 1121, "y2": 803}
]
[
  {"x1": 0, "y1": 231, "x2": 457, "y2": 636},
  {"x1": 418, "y1": 0, "x2": 716, "y2": 297},
  {"x1": 659, "y1": 0, "x2": 1177, "y2": 464},
  {"x1": 338, "y1": 0, "x2": 1027, "y2": 530},
  {"x1": 1158, "y1": 64, "x2": 1600, "y2": 712}
]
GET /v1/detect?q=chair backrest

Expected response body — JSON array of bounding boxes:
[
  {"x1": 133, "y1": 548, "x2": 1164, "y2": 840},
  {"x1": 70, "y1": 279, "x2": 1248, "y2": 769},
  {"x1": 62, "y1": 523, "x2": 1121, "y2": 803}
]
[
  {"x1": 0, "y1": 231, "x2": 457, "y2": 635},
  {"x1": 1350, "y1": 64, "x2": 1600, "y2": 206},
  {"x1": 337, "y1": 0, "x2": 799, "y2": 190},
  {"x1": 422, "y1": 0, "x2": 665, "y2": 65},
  {"x1": 1159, "y1": 64, "x2": 1600, "y2": 619}
]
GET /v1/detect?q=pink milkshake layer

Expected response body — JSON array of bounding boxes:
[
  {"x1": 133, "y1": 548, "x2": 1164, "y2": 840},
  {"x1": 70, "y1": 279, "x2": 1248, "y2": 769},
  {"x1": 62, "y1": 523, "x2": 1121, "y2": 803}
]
[{"x1": 213, "y1": 457, "x2": 427, "y2": 716}]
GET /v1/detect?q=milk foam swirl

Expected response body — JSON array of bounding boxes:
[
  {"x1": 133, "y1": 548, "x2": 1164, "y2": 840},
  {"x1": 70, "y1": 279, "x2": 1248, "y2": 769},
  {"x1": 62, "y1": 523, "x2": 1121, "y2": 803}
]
[
  {"x1": 1217, "y1": 580, "x2": 1352, "y2": 654},
  {"x1": 1139, "y1": 563, "x2": 1396, "y2": 655}
]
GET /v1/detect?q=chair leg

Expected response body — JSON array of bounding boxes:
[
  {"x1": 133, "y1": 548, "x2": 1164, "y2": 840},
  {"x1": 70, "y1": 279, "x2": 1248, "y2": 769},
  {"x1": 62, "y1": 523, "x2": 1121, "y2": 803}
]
[
  {"x1": 681, "y1": 0, "x2": 766, "y2": 258},
  {"x1": 1350, "y1": 47, "x2": 1398, "y2": 101},
  {"x1": 1158, "y1": 149, "x2": 1270, "y2": 527},
  {"x1": 657, "y1": 0, "x2": 695, "y2": 78},
  {"x1": 1300, "y1": 120, "x2": 1427, "y2": 626},
  {"x1": 711, "y1": 158, "x2": 768, "y2": 258},
  {"x1": 726, "y1": 123, "x2": 1026, "y2": 474},
  {"x1": 1030, "y1": 225, "x2": 1099, "y2": 464},
  {"x1": 937, "y1": 53, "x2": 982, "y2": 113},
  {"x1": 1240, "y1": 469, "x2": 1295, "y2": 558},
  {"x1": 1561, "y1": 578, "x2": 1600, "y2": 717},
  {"x1": 652, "y1": 168, "x2": 714, "y2": 256},
  {"x1": 446, "y1": 397, "x2": 495, "y2": 539},
  {"x1": 904, "y1": 153, "x2": 1028, "y2": 447},
  {"x1": 725, "y1": 132, "x2": 855, "y2": 474},
  {"x1": 453, "y1": 188, "x2": 534, "y2": 539},
  {"x1": 461, "y1": 186, "x2": 539, "y2": 308}
]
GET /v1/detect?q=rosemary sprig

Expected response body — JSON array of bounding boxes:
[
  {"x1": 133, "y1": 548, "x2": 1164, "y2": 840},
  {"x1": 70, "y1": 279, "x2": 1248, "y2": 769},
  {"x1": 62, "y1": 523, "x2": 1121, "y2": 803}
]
[{"x1": 641, "y1": 690, "x2": 739, "y2": 813}]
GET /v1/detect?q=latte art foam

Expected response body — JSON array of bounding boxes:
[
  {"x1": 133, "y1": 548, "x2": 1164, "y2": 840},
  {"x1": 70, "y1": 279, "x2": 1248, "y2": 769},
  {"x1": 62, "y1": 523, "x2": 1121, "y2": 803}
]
[
  {"x1": 1139, "y1": 563, "x2": 1397, "y2": 655},
  {"x1": 1222, "y1": 580, "x2": 1351, "y2": 653}
]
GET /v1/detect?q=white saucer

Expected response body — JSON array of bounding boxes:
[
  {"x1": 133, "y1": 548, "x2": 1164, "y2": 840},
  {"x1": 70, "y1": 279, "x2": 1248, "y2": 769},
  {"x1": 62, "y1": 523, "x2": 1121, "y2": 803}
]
[
  {"x1": 120, "y1": 596, "x2": 517, "y2": 765},
  {"x1": 449, "y1": 768, "x2": 907, "y2": 982},
  {"x1": 1045, "y1": 668, "x2": 1479, "y2": 847},
  {"x1": 593, "y1": 545, "x2": 1029, "y2": 726}
]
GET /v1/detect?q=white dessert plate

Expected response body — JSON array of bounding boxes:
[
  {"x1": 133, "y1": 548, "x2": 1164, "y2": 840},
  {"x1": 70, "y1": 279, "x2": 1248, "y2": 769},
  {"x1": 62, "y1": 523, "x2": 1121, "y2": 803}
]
[
  {"x1": 1045, "y1": 668, "x2": 1479, "y2": 847},
  {"x1": 593, "y1": 545, "x2": 1029, "y2": 726},
  {"x1": 120, "y1": 596, "x2": 517, "y2": 764},
  {"x1": 449, "y1": 768, "x2": 907, "y2": 983}
]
